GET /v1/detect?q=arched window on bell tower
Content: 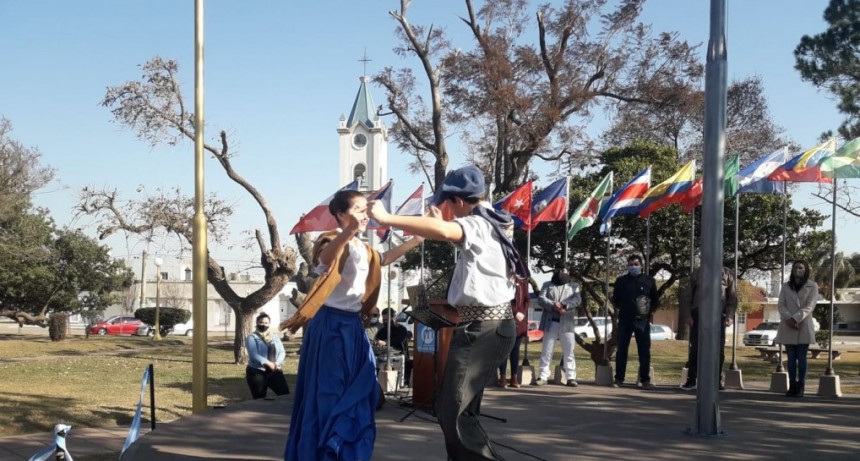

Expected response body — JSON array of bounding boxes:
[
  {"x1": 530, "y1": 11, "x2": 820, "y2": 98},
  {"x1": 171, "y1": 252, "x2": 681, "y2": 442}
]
[{"x1": 353, "y1": 163, "x2": 367, "y2": 190}]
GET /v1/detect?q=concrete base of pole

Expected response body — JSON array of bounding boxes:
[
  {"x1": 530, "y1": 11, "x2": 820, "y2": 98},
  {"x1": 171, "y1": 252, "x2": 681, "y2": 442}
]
[
  {"x1": 769, "y1": 371, "x2": 789, "y2": 393},
  {"x1": 378, "y1": 370, "x2": 398, "y2": 394},
  {"x1": 680, "y1": 367, "x2": 688, "y2": 386},
  {"x1": 518, "y1": 365, "x2": 535, "y2": 386},
  {"x1": 595, "y1": 365, "x2": 614, "y2": 386},
  {"x1": 817, "y1": 374, "x2": 842, "y2": 398},
  {"x1": 725, "y1": 369, "x2": 744, "y2": 389}
]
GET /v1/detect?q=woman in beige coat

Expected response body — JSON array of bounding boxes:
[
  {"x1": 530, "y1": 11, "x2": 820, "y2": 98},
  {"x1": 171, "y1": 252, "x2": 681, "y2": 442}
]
[{"x1": 775, "y1": 260, "x2": 818, "y2": 397}]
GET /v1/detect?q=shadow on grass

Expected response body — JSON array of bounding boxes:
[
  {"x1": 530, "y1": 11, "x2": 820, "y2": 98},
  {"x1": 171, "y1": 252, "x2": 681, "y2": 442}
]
[{"x1": 0, "y1": 392, "x2": 135, "y2": 435}]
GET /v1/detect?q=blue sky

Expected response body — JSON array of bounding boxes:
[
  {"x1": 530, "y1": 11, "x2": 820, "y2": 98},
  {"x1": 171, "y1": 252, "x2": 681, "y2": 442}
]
[{"x1": 0, "y1": 0, "x2": 852, "y2": 273}]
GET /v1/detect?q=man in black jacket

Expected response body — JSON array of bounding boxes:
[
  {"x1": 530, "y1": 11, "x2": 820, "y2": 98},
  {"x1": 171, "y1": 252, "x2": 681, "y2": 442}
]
[{"x1": 611, "y1": 255, "x2": 660, "y2": 389}]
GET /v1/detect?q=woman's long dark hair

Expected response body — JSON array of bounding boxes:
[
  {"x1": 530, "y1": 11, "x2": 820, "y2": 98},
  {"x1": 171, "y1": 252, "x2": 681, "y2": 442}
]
[{"x1": 788, "y1": 259, "x2": 811, "y2": 292}]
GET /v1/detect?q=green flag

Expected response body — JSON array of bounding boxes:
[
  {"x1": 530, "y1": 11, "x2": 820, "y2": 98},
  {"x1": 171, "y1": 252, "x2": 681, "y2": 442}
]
[
  {"x1": 724, "y1": 154, "x2": 739, "y2": 198},
  {"x1": 821, "y1": 137, "x2": 860, "y2": 179},
  {"x1": 568, "y1": 172, "x2": 613, "y2": 240}
]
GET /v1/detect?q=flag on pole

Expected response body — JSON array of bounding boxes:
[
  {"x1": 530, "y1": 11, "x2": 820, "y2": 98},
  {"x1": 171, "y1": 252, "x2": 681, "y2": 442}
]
[
  {"x1": 29, "y1": 424, "x2": 74, "y2": 461},
  {"x1": 493, "y1": 180, "x2": 533, "y2": 228},
  {"x1": 121, "y1": 366, "x2": 151, "y2": 456},
  {"x1": 767, "y1": 139, "x2": 837, "y2": 183},
  {"x1": 737, "y1": 147, "x2": 789, "y2": 194},
  {"x1": 289, "y1": 181, "x2": 359, "y2": 234},
  {"x1": 678, "y1": 155, "x2": 739, "y2": 213},
  {"x1": 526, "y1": 178, "x2": 569, "y2": 231},
  {"x1": 599, "y1": 166, "x2": 650, "y2": 233},
  {"x1": 366, "y1": 180, "x2": 394, "y2": 230},
  {"x1": 821, "y1": 137, "x2": 860, "y2": 179},
  {"x1": 724, "y1": 154, "x2": 740, "y2": 197},
  {"x1": 379, "y1": 184, "x2": 424, "y2": 241},
  {"x1": 639, "y1": 161, "x2": 695, "y2": 218},
  {"x1": 568, "y1": 172, "x2": 613, "y2": 240}
]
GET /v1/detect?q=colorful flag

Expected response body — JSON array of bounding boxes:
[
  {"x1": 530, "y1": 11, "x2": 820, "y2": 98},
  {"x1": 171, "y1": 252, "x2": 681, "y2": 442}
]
[
  {"x1": 639, "y1": 161, "x2": 695, "y2": 218},
  {"x1": 678, "y1": 155, "x2": 739, "y2": 213},
  {"x1": 821, "y1": 137, "x2": 860, "y2": 179},
  {"x1": 366, "y1": 181, "x2": 394, "y2": 230},
  {"x1": 289, "y1": 181, "x2": 359, "y2": 234},
  {"x1": 737, "y1": 147, "x2": 789, "y2": 194},
  {"x1": 379, "y1": 184, "x2": 424, "y2": 241},
  {"x1": 526, "y1": 178, "x2": 569, "y2": 231},
  {"x1": 599, "y1": 166, "x2": 650, "y2": 233},
  {"x1": 493, "y1": 180, "x2": 533, "y2": 228},
  {"x1": 724, "y1": 154, "x2": 739, "y2": 198},
  {"x1": 568, "y1": 172, "x2": 613, "y2": 240},
  {"x1": 767, "y1": 139, "x2": 836, "y2": 183}
]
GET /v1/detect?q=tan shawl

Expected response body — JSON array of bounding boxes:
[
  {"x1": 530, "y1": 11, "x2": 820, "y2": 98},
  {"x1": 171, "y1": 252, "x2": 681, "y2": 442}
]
[{"x1": 281, "y1": 231, "x2": 381, "y2": 334}]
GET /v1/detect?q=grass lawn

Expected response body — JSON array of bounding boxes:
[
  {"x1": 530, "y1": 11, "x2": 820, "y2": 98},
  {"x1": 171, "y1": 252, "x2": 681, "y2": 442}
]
[
  {"x1": 0, "y1": 333, "x2": 857, "y2": 439},
  {"x1": 0, "y1": 334, "x2": 301, "y2": 437}
]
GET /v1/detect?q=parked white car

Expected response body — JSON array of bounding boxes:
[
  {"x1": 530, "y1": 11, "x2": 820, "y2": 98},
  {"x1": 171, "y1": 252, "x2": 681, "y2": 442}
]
[
  {"x1": 650, "y1": 324, "x2": 674, "y2": 341},
  {"x1": 743, "y1": 318, "x2": 819, "y2": 346},
  {"x1": 574, "y1": 317, "x2": 613, "y2": 339},
  {"x1": 172, "y1": 320, "x2": 193, "y2": 336}
]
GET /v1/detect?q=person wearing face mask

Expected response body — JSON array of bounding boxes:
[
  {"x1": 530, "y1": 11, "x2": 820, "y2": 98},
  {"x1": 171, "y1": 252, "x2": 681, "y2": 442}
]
[
  {"x1": 245, "y1": 312, "x2": 289, "y2": 400},
  {"x1": 680, "y1": 266, "x2": 738, "y2": 391},
  {"x1": 364, "y1": 307, "x2": 382, "y2": 343},
  {"x1": 534, "y1": 263, "x2": 582, "y2": 387},
  {"x1": 775, "y1": 260, "x2": 818, "y2": 397},
  {"x1": 611, "y1": 254, "x2": 660, "y2": 389}
]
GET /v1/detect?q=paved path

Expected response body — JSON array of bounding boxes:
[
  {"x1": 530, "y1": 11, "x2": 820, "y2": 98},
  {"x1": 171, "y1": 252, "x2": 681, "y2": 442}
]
[{"x1": 66, "y1": 381, "x2": 860, "y2": 461}]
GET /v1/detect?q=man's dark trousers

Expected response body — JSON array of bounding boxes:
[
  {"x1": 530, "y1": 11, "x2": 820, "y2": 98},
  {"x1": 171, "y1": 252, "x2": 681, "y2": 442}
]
[
  {"x1": 614, "y1": 318, "x2": 651, "y2": 384},
  {"x1": 436, "y1": 318, "x2": 515, "y2": 461},
  {"x1": 687, "y1": 312, "x2": 727, "y2": 382}
]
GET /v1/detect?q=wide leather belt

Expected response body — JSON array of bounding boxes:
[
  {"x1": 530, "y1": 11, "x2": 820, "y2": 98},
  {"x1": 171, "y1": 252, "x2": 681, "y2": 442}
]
[{"x1": 456, "y1": 303, "x2": 513, "y2": 323}]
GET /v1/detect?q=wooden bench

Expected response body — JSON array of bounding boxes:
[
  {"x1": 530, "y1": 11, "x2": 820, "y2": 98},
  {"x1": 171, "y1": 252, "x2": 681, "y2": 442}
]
[{"x1": 754, "y1": 346, "x2": 841, "y2": 362}]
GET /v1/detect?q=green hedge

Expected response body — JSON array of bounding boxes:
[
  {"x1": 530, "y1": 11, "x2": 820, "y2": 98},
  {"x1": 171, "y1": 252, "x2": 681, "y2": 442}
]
[{"x1": 134, "y1": 307, "x2": 191, "y2": 330}]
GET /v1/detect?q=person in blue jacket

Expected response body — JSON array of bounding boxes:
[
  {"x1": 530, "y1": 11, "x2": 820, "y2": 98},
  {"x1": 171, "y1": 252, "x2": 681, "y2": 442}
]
[{"x1": 245, "y1": 312, "x2": 289, "y2": 399}]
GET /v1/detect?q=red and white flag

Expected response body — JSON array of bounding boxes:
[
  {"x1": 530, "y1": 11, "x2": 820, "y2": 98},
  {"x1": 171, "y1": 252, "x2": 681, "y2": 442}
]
[{"x1": 289, "y1": 180, "x2": 359, "y2": 234}]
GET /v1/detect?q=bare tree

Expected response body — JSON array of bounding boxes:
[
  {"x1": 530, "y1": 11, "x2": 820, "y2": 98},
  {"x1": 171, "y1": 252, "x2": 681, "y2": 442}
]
[
  {"x1": 76, "y1": 57, "x2": 299, "y2": 364},
  {"x1": 377, "y1": 0, "x2": 702, "y2": 193}
]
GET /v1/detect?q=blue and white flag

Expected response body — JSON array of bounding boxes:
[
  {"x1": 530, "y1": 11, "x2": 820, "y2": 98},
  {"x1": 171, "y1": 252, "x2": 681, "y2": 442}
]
[
  {"x1": 367, "y1": 180, "x2": 394, "y2": 230},
  {"x1": 598, "y1": 166, "x2": 650, "y2": 233},
  {"x1": 121, "y1": 366, "x2": 151, "y2": 457},
  {"x1": 29, "y1": 424, "x2": 74, "y2": 461},
  {"x1": 738, "y1": 147, "x2": 788, "y2": 194}
]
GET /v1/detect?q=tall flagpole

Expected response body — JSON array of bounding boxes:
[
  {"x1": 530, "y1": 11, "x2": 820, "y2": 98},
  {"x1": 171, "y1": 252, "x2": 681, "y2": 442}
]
[
  {"x1": 191, "y1": 0, "x2": 208, "y2": 414},
  {"x1": 731, "y1": 194, "x2": 739, "y2": 369},
  {"x1": 776, "y1": 182, "x2": 787, "y2": 375},
  {"x1": 563, "y1": 177, "x2": 570, "y2": 264},
  {"x1": 695, "y1": 0, "x2": 727, "y2": 436},
  {"x1": 645, "y1": 217, "x2": 651, "y2": 276},
  {"x1": 826, "y1": 179, "x2": 837, "y2": 376}
]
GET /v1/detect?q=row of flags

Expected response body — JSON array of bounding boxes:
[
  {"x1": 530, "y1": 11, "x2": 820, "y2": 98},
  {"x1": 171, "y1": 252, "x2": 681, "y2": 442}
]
[{"x1": 288, "y1": 136, "x2": 860, "y2": 242}]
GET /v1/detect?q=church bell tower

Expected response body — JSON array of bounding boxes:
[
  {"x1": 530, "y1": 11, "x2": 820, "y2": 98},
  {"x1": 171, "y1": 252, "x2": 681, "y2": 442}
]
[{"x1": 337, "y1": 76, "x2": 388, "y2": 192}]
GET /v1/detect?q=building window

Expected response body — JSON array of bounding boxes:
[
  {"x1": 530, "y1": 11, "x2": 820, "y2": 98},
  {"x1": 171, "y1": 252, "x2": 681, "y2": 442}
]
[
  {"x1": 738, "y1": 312, "x2": 747, "y2": 324},
  {"x1": 184, "y1": 268, "x2": 192, "y2": 281},
  {"x1": 353, "y1": 163, "x2": 367, "y2": 188}
]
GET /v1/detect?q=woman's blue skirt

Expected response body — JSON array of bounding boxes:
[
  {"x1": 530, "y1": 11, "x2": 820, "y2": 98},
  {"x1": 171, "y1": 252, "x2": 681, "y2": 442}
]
[{"x1": 284, "y1": 306, "x2": 378, "y2": 461}]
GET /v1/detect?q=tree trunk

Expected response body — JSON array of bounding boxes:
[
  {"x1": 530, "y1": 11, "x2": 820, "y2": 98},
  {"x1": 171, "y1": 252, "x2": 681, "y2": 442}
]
[{"x1": 234, "y1": 309, "x2": 255, "y2": 364}]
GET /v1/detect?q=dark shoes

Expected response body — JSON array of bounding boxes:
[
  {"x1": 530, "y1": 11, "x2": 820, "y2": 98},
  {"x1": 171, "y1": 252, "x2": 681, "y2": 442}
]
[
  {"x1": 566, "y1": 379, "x2": 579, "y2": 387},
  {"x1": 641, "y1": 381, "x2": 656, "y2": 390},
  {"x1": 786, "y1": 381, "x2": 805, "y2": 398},
  {"x1": 612, "y1": 379, "x2": 623, "y2": 388},
  {"x1": 680, "y1": 379, "x2": 696, "y2": 391},
  {"x1": 534, "y1": 378, "x2": 548, "y2": 386}
]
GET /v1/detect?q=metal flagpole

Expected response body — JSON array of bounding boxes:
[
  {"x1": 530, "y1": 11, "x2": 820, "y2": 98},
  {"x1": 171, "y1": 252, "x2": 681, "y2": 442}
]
[
  {"x1": 603, "y1": 226, "x2": 611, "y2": 362},
  {"x1": 776, "y1": 182, "x2": 787, "y2": 374},
  {"x1": 526, "y1": 229, "x2": 532, "y2": 271},
  {"x1": 731, "y1": 194, "x2": 739, "y2": 369},
  {"x1": 563, "y1": 177, "x2": 570, "y2": 264},
  {"x1": 694, "y1": 0, "x2": 727, "y2": 436},
  {"x1": 386, "y1": 237, "x2": 393, "y2": 371},
  {"x1": 826, "y1": 179, "x2": 837, "y2": 376},
  {"x1": 645, "y1": 217, "x2": 651, "y2": 276},
  {"x1": 191, "y1": 0, "x2": 208, "y2": 414}
]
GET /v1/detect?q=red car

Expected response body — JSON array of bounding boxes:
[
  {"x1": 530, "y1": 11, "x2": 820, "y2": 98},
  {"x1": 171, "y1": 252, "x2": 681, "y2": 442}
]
[
  {"x1": 89, "y1": 315, "x2": 143, "y2": 336},
  {"x1": 527, "y1": 320, "x2": 544, "y2": 342}
]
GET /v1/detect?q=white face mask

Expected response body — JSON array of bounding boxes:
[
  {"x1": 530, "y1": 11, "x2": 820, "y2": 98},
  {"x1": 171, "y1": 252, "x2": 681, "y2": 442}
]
[
  {"x1": 370, "y1": 316, "x2": 379, "y2": 324},
  {"x1": 793, "y1": 268, "x2": 806, "y2": 278},
  {"x1": 628, "y1": 266, "x2": 642, "y2": 276}
]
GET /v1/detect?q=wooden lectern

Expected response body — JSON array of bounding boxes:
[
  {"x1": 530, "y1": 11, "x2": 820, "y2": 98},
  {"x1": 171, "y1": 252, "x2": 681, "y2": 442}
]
[{"x1": 411, "y1": 299, "x2": 460, "y2": 410}]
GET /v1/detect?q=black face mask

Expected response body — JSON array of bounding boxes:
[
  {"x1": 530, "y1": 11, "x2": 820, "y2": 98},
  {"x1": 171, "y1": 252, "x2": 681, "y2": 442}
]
[
  {"x1": 551, "y1": 272, "x2": 571, "y2": 285},
  {"x1": 256, "y1": 325, "x2": 269, "y2": 333}
]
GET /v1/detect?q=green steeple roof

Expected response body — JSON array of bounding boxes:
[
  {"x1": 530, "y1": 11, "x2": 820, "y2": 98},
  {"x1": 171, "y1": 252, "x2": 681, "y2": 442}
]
[{"x1": 347, "y1": 76, "x2": 377, "y2": 129}]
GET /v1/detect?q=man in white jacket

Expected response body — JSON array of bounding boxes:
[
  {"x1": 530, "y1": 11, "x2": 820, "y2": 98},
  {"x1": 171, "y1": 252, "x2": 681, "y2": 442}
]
[{"x1": 535, "y1": 264, "x2": 582, "y2": 387}]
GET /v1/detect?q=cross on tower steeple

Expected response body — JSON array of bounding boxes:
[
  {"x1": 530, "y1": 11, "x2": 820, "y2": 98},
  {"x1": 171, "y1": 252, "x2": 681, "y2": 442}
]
[{"x1": 359, "y1": 47, "x2": 372, "y2": 76}]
